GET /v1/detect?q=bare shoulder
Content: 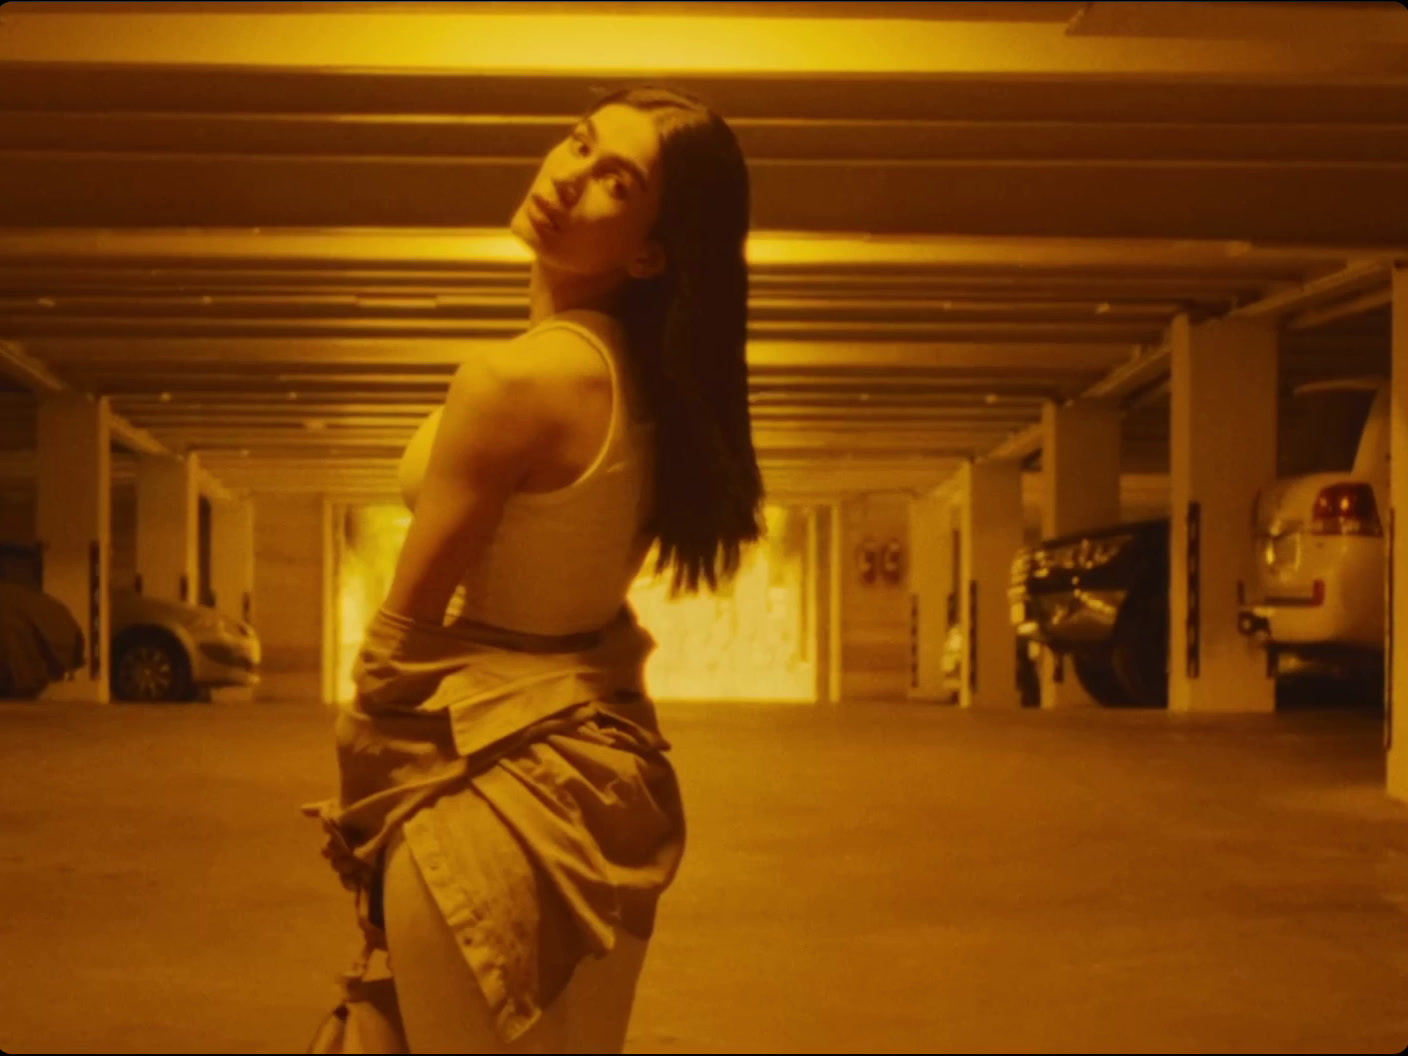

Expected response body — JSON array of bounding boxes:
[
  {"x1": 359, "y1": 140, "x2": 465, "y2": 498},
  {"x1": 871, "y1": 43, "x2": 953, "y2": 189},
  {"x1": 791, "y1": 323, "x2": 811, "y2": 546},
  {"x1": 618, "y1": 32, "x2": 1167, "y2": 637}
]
[
  {"x1": 448, "y1": 325, "x2": 602, "y2": 402},
  {"x1": 508, "y1": 321, "x2": 613, "y2": 390},
  {"x1": 437, "y1": 325, "x2": 611, "y2": 468},
  {"x1": 477, "y1": 321, "x2": 613, "y2": 420}
]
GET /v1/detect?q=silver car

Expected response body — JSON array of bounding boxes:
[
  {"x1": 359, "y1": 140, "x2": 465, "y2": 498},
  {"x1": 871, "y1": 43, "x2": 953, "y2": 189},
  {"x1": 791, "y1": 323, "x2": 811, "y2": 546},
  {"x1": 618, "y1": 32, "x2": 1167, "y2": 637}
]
[{"x1": 110, "y1": 590, "x2": 261, "y2": 702}]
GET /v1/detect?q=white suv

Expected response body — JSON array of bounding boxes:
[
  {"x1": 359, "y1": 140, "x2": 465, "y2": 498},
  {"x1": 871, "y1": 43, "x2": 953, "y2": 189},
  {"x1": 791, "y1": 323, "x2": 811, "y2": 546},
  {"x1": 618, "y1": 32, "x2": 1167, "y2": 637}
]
[{"x1": 1239, "y1": 378, "x2": 1389, "y2": 686}]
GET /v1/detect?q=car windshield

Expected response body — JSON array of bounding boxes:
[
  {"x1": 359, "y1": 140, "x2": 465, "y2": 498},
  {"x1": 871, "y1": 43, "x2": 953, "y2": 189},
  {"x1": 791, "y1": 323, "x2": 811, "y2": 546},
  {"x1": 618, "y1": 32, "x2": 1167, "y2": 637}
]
[{"x1": 1279, "y1": 388, "x2": 1377, "y2": 477}]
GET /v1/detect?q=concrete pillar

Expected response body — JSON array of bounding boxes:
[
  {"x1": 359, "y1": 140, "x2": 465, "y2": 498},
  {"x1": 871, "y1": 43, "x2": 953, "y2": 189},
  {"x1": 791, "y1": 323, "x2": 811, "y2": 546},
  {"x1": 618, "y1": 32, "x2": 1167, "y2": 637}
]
[
  {"x1": 321, "y1": 497, "x2": 338, "y2": 706},
  {"x1": 1169, "y1": 314, "x2": 1278, "y2": 713},
  {"x1": 135, "y1": 452, "x2": 199, "y2": 605},
  {"x1": 959, "y1": 459, "x2": 1023, "y2": 708},
  {"x1": 1388, "y1": 265, "x2": 1408, "y2": 802},
  {"x1": 909, "y1": 488, "x2": 957, "y2": 701},
  {"x1": 36, "y1": 394, "x2": 110, "y2": 702},
  {"x1": 1039, "y1": 399, "x2": 1123, "y2": 709},
  {"x1": 836, "y1": 493, "x2": 911, "y2": 702},
  {"x1": 826, "y1": 501, "x2": 843, "y2": 705},
  {"x1": 254, "y1": 491, "x2": 325, "y2": 701},
  {"x1": 811, "y1": 504, "x2": 836, "y2": 704},
  {"x1": 209, "y1": 496, "x2": 254, "y2": 623}
]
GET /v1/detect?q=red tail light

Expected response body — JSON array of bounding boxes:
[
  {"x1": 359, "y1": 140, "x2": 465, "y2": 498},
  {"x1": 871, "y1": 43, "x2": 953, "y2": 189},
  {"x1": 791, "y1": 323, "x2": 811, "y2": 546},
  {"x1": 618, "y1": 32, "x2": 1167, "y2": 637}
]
[{"x1": 1309, "y1": 483, "x2": 1382, "y2": 537}]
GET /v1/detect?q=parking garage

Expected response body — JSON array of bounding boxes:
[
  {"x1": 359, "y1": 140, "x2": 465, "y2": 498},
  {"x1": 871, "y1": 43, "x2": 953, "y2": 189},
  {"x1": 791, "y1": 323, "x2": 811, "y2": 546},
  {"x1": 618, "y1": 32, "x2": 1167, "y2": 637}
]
[{"x1": 1, "y1": 3, "x2": 1407, "y2": 1053}]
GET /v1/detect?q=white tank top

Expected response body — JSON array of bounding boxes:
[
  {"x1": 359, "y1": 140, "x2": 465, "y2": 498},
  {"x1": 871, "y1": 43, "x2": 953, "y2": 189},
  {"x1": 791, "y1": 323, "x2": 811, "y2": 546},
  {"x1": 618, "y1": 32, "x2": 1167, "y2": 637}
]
[{"x1": 397, "y1": 309, "x2": 657, "y2": 636}]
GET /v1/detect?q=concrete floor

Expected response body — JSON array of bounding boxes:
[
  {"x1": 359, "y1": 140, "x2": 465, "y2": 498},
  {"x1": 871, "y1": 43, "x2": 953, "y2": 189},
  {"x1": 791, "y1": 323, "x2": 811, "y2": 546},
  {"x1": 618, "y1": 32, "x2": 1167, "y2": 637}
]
[{"x1": 1, "y1": 695, "x2": 1406, "y2": 1055}]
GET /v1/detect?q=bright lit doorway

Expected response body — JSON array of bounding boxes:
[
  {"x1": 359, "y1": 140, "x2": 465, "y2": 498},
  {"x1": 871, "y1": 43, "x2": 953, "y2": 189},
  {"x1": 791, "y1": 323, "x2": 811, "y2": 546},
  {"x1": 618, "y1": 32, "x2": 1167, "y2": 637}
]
[{"x1": 332, "y1": 503, "x2": 818, "y2": 704}]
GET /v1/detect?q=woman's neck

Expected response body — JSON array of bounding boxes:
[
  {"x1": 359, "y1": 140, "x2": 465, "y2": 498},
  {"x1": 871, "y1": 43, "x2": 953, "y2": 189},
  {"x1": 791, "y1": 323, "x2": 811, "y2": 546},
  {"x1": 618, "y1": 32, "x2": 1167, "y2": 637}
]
[{"x1": 528, "y1": 261, "x2": 624, "y2": 326}]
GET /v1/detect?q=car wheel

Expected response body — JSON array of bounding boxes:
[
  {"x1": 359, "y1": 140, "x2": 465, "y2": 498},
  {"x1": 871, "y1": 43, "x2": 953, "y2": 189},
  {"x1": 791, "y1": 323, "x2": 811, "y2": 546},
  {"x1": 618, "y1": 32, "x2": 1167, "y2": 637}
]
[
  {"x1": 112, "y1": 630, "x2": 194, "y2": 702},
  {"x1": 1072, "y1": 651, "x2": 1134, "y2": 707},
  {"x1": 1109, "y1": 587, "x2": 1169, "y2": 709}
]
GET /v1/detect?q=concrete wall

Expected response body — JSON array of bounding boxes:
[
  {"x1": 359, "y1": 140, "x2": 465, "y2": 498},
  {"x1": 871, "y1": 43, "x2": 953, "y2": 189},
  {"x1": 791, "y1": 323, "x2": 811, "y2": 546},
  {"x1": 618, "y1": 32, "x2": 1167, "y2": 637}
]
[
  {"x1": 0, "y1": 485, "x2": 35, "y2": 546},
  {"x1": 1020, "y1": 471, "x2": 1172, "y2": 541},
  {"x1": 838, "y1": 492, "x2": 911, "y2": 702},
  {"x1": 0, "y1": 476, "x2": 135, "y2": 587},
  {"x1": 252, "y1": 492, "x2": 324, "y2": 701},
  {"x1": 110, "y1": 481, "x2": 137, "y2": 591},
  {"x1": 812, "y1": 504, "x2": 836, "y2": 703},
  {"x1": 1389, "y1": 266, "x2": 1407, "y2": 801},
  {"x1": 908, "y1": 491, "x2": 956, "y2": 702}
]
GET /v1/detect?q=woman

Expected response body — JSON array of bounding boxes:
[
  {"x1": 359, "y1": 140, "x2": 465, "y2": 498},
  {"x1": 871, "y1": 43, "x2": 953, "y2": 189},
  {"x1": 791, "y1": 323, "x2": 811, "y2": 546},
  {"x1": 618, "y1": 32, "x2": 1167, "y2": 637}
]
[{"x1": 305, "y1": 86, "x2": 763, "y2": 1054}]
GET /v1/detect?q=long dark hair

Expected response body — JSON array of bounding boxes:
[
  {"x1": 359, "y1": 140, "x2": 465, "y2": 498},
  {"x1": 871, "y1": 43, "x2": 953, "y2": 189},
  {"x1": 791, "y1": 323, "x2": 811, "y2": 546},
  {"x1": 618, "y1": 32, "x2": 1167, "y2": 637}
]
[{"x1": 590, "y1": 86, "x2": 765, "y2": 595}]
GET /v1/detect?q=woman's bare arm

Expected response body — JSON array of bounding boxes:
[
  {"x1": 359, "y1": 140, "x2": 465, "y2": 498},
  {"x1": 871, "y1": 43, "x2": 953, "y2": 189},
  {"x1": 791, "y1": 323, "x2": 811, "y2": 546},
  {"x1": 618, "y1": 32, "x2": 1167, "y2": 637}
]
[{"x1": 380, "y1": 346, "x2": 565, "y2": 625}]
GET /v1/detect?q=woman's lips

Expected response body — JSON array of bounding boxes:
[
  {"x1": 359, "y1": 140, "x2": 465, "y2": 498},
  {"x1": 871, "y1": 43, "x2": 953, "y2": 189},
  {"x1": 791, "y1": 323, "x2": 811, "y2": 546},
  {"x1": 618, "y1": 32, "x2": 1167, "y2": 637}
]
[{"x1": 527, "y1": 195, "x2": 562, "y2": 233}]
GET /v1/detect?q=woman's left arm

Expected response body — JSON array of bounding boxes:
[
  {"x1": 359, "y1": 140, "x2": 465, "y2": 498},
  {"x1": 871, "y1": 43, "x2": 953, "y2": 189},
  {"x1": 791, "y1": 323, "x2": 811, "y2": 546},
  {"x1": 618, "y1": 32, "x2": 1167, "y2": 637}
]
[{"x1": 380, "y1": 348, "x2": 563, "y2": 625}]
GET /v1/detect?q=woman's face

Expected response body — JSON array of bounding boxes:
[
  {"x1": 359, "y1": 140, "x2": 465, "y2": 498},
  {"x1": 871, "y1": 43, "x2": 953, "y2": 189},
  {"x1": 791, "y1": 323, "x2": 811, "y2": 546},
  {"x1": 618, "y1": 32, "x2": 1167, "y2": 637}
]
[{"x1": 510, "y1": 103, "x2": 666, "y2": 280}]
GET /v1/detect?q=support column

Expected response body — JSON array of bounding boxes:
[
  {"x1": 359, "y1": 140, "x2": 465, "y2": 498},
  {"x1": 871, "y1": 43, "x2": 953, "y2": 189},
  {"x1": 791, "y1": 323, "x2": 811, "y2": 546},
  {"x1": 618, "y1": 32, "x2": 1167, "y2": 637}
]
[
  {"x1": 252, "y1": 491, "x2": 326, "y2": 701},
  {"x1": 321, "y1": 497, "x2": 338, "y2": 707},
  {"x1": 811, "y1": 504, "x2": 835, "y2": 704},
  {"x1": 1388, "y1": 265, "x2": 1408, "y2": 802},
  {"x1": 909, "y1": 488, "x2": 957, "y2": 701},
  {"x1": 827, "y1": 501, "x2": 843, "y2": 705},
  {"x1": 1169, "y1": 314, "x2": 1278, "y2": 713},
  {"x1": 1039, "y1": 399, "x2": 1123, "y2": 709},
  {"x1": 36, "y1": 394, "x2": 110, "y2": 703},
  {"x1": 209, "y1": 495, "x2": 254, "y2": 623},
  {"x1": 135, "y1": 452, "x2": 200, "y2": 604},
  {"x1": 837, "y1": 493, "x2": 911, "y2": 702},
  {"x1": 959, "y1": 459, "x2": 1023, "y2": 708}
]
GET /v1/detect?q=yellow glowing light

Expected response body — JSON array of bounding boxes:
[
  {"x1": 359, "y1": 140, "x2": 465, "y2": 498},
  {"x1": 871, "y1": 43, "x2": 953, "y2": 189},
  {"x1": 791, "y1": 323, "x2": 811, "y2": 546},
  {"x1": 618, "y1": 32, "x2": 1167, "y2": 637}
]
[
  {"x1": 7, "y1": 10, "x2": 1381, "y2": 80},
  {"x1": 335, "y1": 504, "x2": 412, "y2": 704},
  {"x1": 628, "y1": 506, "x2": 815, "y2": 703},
  {"x1": 0, "y1": 14, "x2": 1018, "y2": 75}
]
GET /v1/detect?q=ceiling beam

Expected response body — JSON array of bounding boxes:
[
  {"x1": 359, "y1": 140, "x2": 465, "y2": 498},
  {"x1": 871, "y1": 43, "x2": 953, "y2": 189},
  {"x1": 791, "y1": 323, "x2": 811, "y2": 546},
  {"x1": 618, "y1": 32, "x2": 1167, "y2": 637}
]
[
  {"x1": 28, "y1": 337, "x2": 1134, "y2": 374},
  {"x1": 1, "y1": 6, "x2": 1403, "y2": 78},
  {"x1": 0, "y1": 339, "x2": 64, "y2": 392},
  {"x1": 0, "y1": 293, "x2": 1190, "y2": 321},
  {"x1": 0, "y1": 229, "x2": 1389, "y2": 270},
  {"x1": 0, "y1": 314, "x2": 1165, "y2": 345},
  {"x1": 1287, "y1": 286, "x2": 1394, "y2": 331},
  {"x1": 979, "y1": 255, "x2": 1398, "y2": 466},
  {"x1": 0, "y1": 339, "x2": 233, "y2": 498}
]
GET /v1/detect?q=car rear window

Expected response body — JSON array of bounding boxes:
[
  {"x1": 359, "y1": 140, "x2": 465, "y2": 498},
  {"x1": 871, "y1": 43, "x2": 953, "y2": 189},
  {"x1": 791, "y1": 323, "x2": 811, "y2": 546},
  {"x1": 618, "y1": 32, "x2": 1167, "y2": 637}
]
[{"x1": 1279, "y1": 388, "x2": 1377, "y2": 477}]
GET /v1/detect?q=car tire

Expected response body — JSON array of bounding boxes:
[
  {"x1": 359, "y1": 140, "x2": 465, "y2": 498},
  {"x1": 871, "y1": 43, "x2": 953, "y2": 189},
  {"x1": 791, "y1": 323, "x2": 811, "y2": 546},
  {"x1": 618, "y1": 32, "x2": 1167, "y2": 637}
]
[
  {"x1": 1072, "y1": 651, "x2": 1135, "y2": 707},
  {"x1": 1109, "y1": 586, "x2": 1169, "y2": 709},
  {"x1": 112, "y1": 629, "x2": 194, "y2": 703}
]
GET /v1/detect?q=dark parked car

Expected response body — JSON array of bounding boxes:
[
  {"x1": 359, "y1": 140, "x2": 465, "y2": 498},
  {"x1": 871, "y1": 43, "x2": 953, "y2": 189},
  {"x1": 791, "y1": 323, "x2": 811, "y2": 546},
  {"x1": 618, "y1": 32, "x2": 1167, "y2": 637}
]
[
  {"x1": 1008, "y1": 518, "x2": 1171, "y2": 708},
  {"x1": 0, "y1": 581, "x2": 85, "y2": 699}
]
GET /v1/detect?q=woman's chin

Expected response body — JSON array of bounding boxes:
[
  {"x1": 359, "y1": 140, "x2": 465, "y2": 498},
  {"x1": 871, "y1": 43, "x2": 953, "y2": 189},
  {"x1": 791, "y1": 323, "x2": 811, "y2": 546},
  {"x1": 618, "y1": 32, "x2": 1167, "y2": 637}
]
[{"x1": 508, "y1": 213, "x2": 542, "y2": 252}]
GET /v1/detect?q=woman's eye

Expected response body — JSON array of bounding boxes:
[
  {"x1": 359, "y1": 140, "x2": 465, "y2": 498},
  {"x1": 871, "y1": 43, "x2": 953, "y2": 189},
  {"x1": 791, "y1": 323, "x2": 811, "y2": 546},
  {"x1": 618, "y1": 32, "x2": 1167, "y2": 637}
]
[
  {"x1": 570, "y1": 135, "x2": 590, "y2": 157},
  {"x1": 606, "y1": 175, "x2": 629, "y2": 200}
]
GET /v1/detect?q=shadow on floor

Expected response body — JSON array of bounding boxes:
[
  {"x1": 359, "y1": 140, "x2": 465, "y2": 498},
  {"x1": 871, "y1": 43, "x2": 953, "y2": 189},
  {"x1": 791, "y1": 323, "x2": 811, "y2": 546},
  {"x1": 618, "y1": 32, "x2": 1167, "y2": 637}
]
[{"x1": 1275, "y1": 673, "x2": 1385, "y2": 713}]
